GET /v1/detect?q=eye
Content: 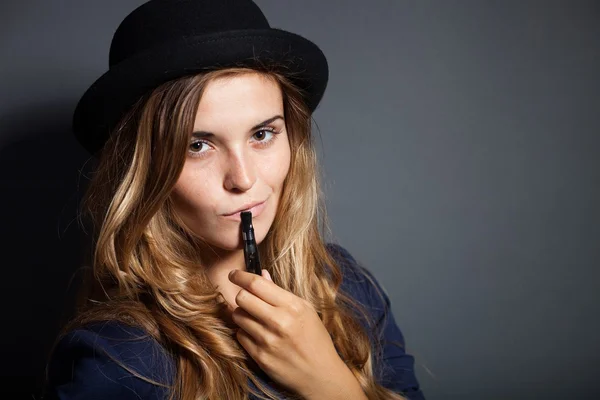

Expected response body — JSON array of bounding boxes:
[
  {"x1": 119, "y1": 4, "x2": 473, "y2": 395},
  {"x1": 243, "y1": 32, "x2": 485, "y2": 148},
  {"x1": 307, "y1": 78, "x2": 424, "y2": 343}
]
[
  {"x1": 251, "y1": 128, "x2": 277, "y2": 146},
  {"x1": 188, "y1": 140, "x2": 211, "y2": 158}
]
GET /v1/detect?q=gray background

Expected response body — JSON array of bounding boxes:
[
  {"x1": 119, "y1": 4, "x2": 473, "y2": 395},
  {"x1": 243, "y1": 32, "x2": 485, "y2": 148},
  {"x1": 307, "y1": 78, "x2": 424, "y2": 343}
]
[{"x1": 1, "y1": 1, "x2": 598, "y2": 399}]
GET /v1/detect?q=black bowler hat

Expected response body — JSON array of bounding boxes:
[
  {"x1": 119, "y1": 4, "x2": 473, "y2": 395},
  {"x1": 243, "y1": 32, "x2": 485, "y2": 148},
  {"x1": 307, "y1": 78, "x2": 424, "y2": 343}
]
[{"x1": 73, "y1": 0, "x2": 329, "y2": 156}]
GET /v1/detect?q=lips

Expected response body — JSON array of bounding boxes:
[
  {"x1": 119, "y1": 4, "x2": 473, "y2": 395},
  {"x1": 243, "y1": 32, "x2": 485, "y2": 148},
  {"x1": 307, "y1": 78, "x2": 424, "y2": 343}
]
[
  {"x1": 224, "y1": 200, "x2": 266, "y2": 216},
  {"x1": 222, "y1": 199, "x2": 268, "y2": 220}
]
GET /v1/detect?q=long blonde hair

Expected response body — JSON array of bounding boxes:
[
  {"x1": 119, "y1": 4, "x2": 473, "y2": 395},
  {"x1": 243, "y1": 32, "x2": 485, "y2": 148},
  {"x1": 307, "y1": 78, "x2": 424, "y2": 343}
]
[{"x1": 58, "y1": 67, "x2": 407, "y2": 400}]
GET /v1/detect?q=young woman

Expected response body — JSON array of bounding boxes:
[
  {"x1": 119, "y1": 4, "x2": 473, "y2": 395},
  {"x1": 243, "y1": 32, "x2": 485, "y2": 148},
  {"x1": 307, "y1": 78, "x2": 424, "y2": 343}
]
[{"x1": 44, "y1": 1, "x2": 425, "y2": 399}]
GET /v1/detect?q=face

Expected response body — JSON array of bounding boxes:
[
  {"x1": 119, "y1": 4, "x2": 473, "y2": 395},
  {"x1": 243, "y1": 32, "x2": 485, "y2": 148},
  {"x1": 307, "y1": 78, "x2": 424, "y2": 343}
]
[{"x1": 170, "y1": 72, "x2": 291, "y2": 253}]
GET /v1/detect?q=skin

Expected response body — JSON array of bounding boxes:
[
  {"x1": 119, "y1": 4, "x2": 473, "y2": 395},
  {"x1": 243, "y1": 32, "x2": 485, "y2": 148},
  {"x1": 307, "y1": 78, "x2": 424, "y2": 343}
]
[
  {"x1": 170, "y1": 72, "x2": 367, "y2": 399},
  {"x1": 170, "y1": 72, "x2": 291, "y2": 314}
]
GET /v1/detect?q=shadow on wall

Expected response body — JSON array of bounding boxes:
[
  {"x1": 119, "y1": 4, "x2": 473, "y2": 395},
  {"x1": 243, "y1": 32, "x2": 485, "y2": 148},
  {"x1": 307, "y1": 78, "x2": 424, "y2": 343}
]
[{"x1": 0, "y1": 103, "x2": 95, "y2": 400}]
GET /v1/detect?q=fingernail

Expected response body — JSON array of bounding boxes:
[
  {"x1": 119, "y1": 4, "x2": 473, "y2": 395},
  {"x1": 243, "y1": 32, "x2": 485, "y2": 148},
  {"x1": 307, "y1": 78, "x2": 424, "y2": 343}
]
[{"x1": 262, "y1": 269, "x2": 272, "y2": 281}]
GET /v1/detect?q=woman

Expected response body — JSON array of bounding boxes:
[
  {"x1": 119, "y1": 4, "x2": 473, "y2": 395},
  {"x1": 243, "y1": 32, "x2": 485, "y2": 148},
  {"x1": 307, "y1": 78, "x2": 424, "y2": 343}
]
[{"x1": 44, "y1": 1, "x2": 425, "y2": 399}]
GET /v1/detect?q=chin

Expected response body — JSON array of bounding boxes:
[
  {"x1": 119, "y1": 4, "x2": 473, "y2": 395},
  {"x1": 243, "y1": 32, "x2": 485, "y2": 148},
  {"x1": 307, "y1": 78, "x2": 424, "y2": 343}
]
[
  {"x1": 253, "y1": 226, "x2": 268, "y2": 245},
  {"x1": 189, "y1": 210, "x2": 274, "y2": 252},
  {"x1": 253, "y1": 211, "x2": 275, "y2": 245},
  {"x1": 202, "y1": 230, "x2": 244, "y2": 252},
  {"x1": 200, "y1": 226, "x2": 262, "y2": 253}
]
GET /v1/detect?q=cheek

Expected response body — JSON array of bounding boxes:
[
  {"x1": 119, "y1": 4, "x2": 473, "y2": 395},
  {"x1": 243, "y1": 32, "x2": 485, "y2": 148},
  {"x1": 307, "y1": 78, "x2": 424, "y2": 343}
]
[
  {"x1": 172, "y1": 165, "x2": 219, "y2": 217},
  {"x1": 262, "y1": 139, "x2": 291, "y2": 184}
]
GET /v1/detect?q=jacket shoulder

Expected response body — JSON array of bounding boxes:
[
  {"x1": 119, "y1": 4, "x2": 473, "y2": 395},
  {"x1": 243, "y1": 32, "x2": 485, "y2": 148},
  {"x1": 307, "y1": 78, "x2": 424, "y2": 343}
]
[
  {"x1": 45, "y1": 320, "x2": 174, "y2": 400},
  {"x1": 325, "y1": 242, "x2": 388, "y2": 305}
]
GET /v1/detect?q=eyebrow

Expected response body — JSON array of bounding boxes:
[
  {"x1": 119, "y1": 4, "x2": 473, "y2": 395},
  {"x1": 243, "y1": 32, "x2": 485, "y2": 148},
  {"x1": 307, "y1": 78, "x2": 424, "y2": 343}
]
[{"x1": 191, "y1": 115, "x2": 284, "y2": 138}]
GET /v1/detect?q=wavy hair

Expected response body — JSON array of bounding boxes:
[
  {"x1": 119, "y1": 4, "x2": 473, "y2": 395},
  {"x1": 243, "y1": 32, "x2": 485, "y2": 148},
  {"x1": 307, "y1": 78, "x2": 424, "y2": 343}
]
[{"x1": 54, "y1": 67, "x2": 406, "y2": 400}]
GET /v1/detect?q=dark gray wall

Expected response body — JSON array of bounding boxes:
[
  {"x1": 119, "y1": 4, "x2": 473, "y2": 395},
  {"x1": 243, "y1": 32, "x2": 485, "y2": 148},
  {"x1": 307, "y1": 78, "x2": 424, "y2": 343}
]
[{"x1": 1, "y1": 1, "x2": 598, "y2": 399}]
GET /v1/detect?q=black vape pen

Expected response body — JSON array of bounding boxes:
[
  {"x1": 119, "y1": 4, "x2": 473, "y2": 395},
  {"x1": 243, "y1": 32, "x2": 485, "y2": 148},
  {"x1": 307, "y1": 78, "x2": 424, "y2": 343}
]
[{"x1": 241, "y1": 211, "x2": 261, "y2": 275}]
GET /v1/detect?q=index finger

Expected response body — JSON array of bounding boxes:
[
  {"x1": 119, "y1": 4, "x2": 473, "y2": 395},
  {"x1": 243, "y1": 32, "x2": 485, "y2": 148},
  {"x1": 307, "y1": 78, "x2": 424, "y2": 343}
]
[{"x1": 229, "y1": 269, "x2": 293, "y2": 307}]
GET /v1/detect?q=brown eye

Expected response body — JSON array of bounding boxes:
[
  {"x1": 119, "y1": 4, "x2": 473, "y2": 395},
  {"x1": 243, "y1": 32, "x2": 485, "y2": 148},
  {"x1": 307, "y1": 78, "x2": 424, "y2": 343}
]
[
  {"x1": 190, "y1": 141, "x2": 204, "y2": 151},
  {"x1": 188, "y1": 140, "x2": 211, "y2": 158},
  {"x1": 249, "y1": 127, "x2": 278, "y2": 149},
  {"x1": 253, "y1": 129, "x2": 268, "y2": 141}
]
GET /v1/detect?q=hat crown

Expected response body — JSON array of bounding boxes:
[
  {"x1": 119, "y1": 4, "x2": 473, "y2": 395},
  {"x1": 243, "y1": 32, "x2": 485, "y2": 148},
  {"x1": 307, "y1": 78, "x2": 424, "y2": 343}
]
[{"x1": 109, "y1": 0, "x2": 270, "y2": 67}]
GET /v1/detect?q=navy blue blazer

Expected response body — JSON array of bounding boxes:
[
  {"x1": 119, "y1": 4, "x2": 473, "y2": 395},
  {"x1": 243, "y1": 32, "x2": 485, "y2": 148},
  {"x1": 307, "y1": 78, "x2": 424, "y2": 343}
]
[{"x1": 44, "y1": 244, "x2": 425, "y2": 399}]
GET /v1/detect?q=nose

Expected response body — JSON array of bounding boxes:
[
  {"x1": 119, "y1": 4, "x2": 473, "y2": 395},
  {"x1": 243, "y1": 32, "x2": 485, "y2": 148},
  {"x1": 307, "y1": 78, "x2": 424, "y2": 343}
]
[{"x1": 222, "y1": 149, "x2": 256, "y2": 192}]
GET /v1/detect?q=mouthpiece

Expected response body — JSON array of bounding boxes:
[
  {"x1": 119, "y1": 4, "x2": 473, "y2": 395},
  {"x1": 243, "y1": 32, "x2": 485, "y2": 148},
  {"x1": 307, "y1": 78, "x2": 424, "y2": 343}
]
[
  {"x1": 241, "y1": 210, "x2": 252, "y2": 228},
  {"x1": 241, "y1": 211, "x2": 261, "y2": 275}
]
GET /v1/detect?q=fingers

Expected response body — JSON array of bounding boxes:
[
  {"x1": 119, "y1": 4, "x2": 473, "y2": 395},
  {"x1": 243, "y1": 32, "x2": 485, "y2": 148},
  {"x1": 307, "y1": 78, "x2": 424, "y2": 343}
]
[
  {"x1": 229, "y1": 269, "x2": 291, "y2": 307},
  {"x1": 231, "y1": 306, "x2": 265, "y2": 341},
  {"x1": 233, "y1": 286, "x2": 275, "y2": 327}
]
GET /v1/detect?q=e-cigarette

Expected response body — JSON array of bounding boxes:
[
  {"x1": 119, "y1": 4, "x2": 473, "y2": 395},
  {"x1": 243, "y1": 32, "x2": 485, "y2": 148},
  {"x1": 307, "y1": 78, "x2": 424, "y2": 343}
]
[{"x1": 241, "y1": 211, "x2": 261, "y2": 275}]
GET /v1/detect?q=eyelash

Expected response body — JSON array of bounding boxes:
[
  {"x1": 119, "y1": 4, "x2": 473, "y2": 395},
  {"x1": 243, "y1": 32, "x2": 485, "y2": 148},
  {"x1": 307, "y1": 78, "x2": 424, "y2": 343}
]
[{"x1": 188, "y1": 127, "x2": 280, "y2": 159}]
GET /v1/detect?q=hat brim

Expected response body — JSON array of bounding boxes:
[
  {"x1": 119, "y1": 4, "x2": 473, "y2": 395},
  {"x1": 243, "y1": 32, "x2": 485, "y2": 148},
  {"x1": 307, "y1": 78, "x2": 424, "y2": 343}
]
[{"x1": 73, "y1": 28, "x2": 329, "y2": 156}]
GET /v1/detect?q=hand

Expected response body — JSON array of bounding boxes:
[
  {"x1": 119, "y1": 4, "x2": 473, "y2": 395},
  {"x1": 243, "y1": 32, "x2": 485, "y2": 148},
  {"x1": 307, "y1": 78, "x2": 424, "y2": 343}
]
[{"x1": 228, "y1": 269, "x2": 348, "y2": 397}]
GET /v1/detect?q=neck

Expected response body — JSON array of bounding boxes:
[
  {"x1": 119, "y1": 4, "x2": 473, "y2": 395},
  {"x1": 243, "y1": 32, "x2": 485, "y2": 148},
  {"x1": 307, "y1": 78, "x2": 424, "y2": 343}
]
[
  {"x1": 199, "y1": 244, "x2": 247, "y2": 329},
  {"x1": 198, "y1": 242, "x2": 247, "y2": 298},
  {"x1": 201, "y1": 244, "x2": 245, "y2": 277}
]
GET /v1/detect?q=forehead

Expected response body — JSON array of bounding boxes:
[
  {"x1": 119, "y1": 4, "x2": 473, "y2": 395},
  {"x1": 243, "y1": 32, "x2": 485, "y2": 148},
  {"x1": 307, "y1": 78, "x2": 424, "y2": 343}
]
[{"x1": 194, "y1": 72, "x2": 283, "y2": 125}]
